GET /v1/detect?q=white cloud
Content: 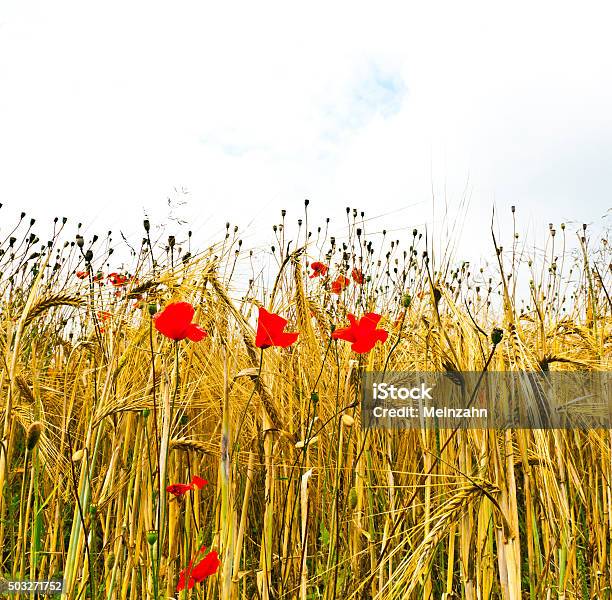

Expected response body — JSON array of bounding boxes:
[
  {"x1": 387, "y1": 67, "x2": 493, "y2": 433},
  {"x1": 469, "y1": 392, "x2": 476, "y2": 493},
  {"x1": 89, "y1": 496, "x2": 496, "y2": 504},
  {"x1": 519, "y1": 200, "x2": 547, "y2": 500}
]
[{"x1": 0, "y1": 0, "x2": 610, "y2": 260}]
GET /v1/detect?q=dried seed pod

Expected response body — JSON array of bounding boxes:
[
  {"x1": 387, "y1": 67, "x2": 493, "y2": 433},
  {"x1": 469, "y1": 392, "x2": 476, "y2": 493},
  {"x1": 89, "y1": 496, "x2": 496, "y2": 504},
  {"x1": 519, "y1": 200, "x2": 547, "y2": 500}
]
[
  {"x1": 295, "y1": 436, "x2": 318, "y2": 449},
  {"x1": 341, "y1": 414, "x2": 355, "y2": 427}
]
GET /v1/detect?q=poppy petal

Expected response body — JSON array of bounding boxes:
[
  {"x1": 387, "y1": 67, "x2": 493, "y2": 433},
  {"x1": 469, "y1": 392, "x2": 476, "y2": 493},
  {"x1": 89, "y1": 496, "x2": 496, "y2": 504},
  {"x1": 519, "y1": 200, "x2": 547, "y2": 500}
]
[
  {"x1": 191, "y1": 550, "x2": 221, "y2": 580},
  {"x1": 351, "y1": 337, "x2": 377, "y2": 354},
  {"x1": 256, "y1": 307, "x2": 298, "y2": 349},
  {"x1": 191, "y1": 475, "x2": 208, "y2": 489},
  {"x1": 177, "y1": 546, "x2": 209, "y2": 591},
  {"x1": 166, "y1": 483, "x2": 193, "y2": 496},
  {"x1": 376, "y1": 329, "x2": 389, "y2": 344},
  {"x1": 362, "y1": 313, "x2": 382, "y2": 327},
  {"x1": 332, "y1": 326, "x2": 357, "y2": 343},
  {"x1": 154, "y1": 302, "x2": 206, "y2": 342},
  {"x1": 277, "y1": 332, "x2": 299, "y2": 347},
  {"x1": 332, "y1": 312, "x2": 387, "y2": 353},
  {"x1": 176, "y1": 571, "x2": 187, "y2": 591},
  {"x1": 186, "y1": 323, "x2": 208, "y2": 342}
]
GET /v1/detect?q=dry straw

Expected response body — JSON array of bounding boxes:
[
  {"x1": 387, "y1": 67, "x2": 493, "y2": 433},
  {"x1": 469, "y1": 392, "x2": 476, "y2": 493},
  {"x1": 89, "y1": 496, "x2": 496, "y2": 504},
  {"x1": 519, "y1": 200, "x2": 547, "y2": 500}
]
[{"x1": 0, "y1": 208, "x2": 610, "y2": 599}]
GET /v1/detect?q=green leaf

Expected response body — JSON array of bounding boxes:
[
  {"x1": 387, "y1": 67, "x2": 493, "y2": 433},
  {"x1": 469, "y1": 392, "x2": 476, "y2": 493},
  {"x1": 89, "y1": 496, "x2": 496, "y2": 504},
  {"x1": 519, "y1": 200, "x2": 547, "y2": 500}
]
[{"x1": 319, "y1": 520, "x2": 330, "y2": 546}]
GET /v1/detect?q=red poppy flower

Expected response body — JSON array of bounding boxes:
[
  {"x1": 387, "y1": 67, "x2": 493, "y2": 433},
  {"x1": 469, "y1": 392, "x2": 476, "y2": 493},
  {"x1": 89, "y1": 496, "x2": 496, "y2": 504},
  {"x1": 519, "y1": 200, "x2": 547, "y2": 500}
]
[
  {"x1": 255, "y1": 307, "x2": 298, "y2": 349},
  {"x1": 108, "y1": 272, "x2": 129, "y2": 286},
  {"x1": 332, "y1": 312, "x2": 389, "y2": 353},
  {"x1": 177, "y1": 547, "x2": 220, "y2": 591},
  {"x1": 191, "y1": 475, "x2": 208, "y2": 489},
  {"x1": 97, "y1": 310, "x2": 112, "y2": 334},
  {"x1": 331, "y1": 275, "x2": 350, "y2": 294},
  {"x1": 166, "y1": 475, "x2": 208, "y2": 497},
  {"x1": 166, "y1": 483, "x2": 194, "y2": 497},
  {"x1": 154, "y1": 302, "x2": 207, "y2": 342},
  {"x1": 93, "y1": 271, "x2": 104, "y2": 283},
  {"x1": 309, "y1": 261, "x2": 328, "y2": 278},
  {"x1": 76, "y1": 271, "x2": 88, "y2": 279},
  {"x1": 351, "y1": 268, "x2": 365, "y2": 285}
]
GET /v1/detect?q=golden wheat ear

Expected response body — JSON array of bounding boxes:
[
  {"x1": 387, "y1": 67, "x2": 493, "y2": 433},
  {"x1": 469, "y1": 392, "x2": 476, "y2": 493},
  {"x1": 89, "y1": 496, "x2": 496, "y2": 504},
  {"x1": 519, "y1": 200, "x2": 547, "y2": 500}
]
[
  {"x1": 15, "y1": 375, "x2": 36, "y2": 404},
  {"x1": 169, "y1": 437, "x2": 212, "y2": 454},
  {"x1": 25, "y1": 421, "x2": 44, "y2": 451},
  {"x1": 24, "y1": 294, "x2": 84, "y2": 327}
]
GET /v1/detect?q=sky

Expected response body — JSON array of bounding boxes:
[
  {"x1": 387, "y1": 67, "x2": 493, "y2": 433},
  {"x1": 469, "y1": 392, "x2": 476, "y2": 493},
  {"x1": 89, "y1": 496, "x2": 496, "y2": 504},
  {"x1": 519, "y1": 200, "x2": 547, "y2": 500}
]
[{"x1": 1, "y1": 1, "x2": 611, "y2": 265}]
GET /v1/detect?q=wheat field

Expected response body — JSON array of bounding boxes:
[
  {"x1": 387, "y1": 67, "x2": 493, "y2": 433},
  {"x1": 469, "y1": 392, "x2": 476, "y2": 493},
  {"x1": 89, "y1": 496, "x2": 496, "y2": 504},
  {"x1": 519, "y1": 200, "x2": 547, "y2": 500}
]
[{"x1": 1, "y1": 207, "x2": 611, "y2": 599}]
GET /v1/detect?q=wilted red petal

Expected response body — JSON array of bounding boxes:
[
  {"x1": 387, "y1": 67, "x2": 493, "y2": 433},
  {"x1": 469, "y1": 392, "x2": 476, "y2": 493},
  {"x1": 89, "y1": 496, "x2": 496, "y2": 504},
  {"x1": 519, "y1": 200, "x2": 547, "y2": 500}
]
[
  {"x1": 331, "y1": 275, "x2": 350, "y2": 294},
  {"x1": 309, "y1": 262, "x2": 328, "y2": 278},
  {"x1": 108, "y1": 272, "x2": 128, "y2": 286},
  {"x1": 351, "y1": 268, "x2": 365, "y2": 284}
]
